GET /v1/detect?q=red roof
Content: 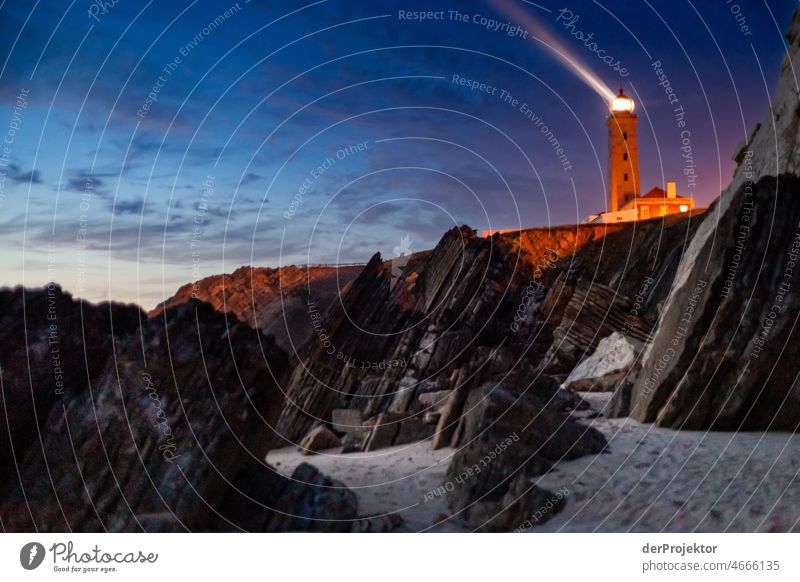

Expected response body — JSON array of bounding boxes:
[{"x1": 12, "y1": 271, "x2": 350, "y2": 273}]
[{"x1": 642, "y1": 187, "x2": 666, "y2": 199}]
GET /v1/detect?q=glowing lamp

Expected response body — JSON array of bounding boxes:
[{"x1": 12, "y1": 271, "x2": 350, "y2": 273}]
[
  {"x1": 679, "y1": 204, "x2": 689, "y2": 212},
  {"x1": 610, "y1": 89, "x2": 634, "y2": 113}
]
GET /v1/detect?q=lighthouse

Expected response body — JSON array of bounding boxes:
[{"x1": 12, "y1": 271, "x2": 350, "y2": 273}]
[
  {"x1": 582, "y1": 89, "x2": 697, "y2": 224},
  {"x1": 485, "y1": 88, "x2": 702, "y2": 233},
  {"x1": 606, "y1": 89, "x2": 640, "y2": 212}
]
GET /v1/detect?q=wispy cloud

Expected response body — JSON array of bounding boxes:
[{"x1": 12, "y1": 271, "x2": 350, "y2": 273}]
[{"x1": 3, "y1": 163, "x2": 42, "y2": 185}]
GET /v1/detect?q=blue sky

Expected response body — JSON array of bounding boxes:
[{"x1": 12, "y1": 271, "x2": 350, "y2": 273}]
[{"x1": 0, "y1": 0, "x2": 795, "y2": 308}]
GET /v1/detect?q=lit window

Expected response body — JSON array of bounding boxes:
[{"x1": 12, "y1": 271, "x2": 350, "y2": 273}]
[
  {"x1": 659, "y1": 205, "x2": 667, "y2": 217},
  {"x1": 640, "y1": 206, "x2": 650, "y2": 219},
  {"x1": 679, "y1": 204, "x2": 689, "y2": 212}
]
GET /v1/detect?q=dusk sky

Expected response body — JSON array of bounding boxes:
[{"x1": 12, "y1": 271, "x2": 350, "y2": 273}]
[{"x1": 0, "y1": 0, "x2": 796, "y2": 308}]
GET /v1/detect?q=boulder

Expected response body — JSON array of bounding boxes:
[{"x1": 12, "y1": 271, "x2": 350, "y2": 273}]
[
  {"x1": 363, "y1": 412, "x2": 403, "y2": 452},
  {"x1": 269, "y1": 463, "x2": 357, "y2": 531},
  {"x1": 562, "y1": 332, "x2": 637, "y2": 392},
  {"x1": 218, "y1": 460, "x2": 358, "y2": 532},
  {"x1": 331, "y1": 408, "x2": 363, "y2": 433},
  {"x1": 607, "y1": 379, "x2": 634, "y2": 418},
  {"x1": 432, "y1": 377, "x2": 471, "y2": 449},
  {"x1": 340, "y1": 429, "x2": 371, "y2": 454},
  {"x1": 445, "y1": 382, "x2": 606, "y2": 530},
  {"x1": 298, "y1": 426, "x2": 342, "y2": 455}
]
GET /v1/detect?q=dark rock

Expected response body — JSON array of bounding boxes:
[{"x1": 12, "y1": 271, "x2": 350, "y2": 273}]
[
  {"x1": 417, "y1": 390, "x2": 453, "y2": 410},
  {"x1": 445, "y1": 382, "x2": 605, "y2": 530},
  {"x1": 363, "y1": 412, "x2": 404, "y2": 452},
  {"x1": 422, "y1": 411, "x2": 441, "y2": 425},
  {"x1": 626, "y1": 10, "x2": 800, "y2": 431},
  {"x1": 298, "y1": 426, "x2": 342, "y2": 455},
  {"x1": 353, "y1": 513, "x2": 405, "y2": 532},
  {"x1": 487, "y1": 477, "x2": 568, "y2": 532},
  {"x1": 432, "y1": 379, "x2": 471, "y2": 449},
  {"x1": 221, "y1": 461, "x2": 357, "y2": 532},
  {"x1": 394, "y1": 416, "x2": 436, "y2": 446},
  {"x1": 0, "y1": 295, "x2": 358, "y2": 532},
  {"x1": 341, "y1": 430, "x2": 370, "y2": 454}
]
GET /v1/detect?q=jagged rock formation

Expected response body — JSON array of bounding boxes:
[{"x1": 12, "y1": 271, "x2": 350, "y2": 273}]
[
  {"x1": 624, "y1": 173, "x2": 800, "y2": 430},
  {"x1": 149, "y1": 264, "x2": 362, "y2": 353},
  {"x1": 0, "y1": 285, "x2": 143, "y2": 493},
  {"x1": 0, "y1": 287, "x2": 357, "y2": 532},
  {"x1": 444, "y1": 379, "x2": 605, "y2": 531},
  {"x1": 266, "y1": 216, "x2": 701, "y2": 529},
  {"x1": 275, "y1": 225, "x2": 537, "y2": 446},
  {"x1": 620, "y1": 9, "x2": 800, "y2": 430},
  {"x1": 275, "y1": 221, "x2": 691, "y2": 443}
]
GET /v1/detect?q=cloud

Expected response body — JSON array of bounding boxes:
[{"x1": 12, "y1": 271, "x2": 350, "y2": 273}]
[
  {"x1": 3, "y1": 163, "x2": 43, "y2": 184},
  {"x1": 113, "y1": 198, "x2": 149, "y2": 216},
  {"x1": 62, "y1": 171, "x2": 107, "y2": 195},
  {"x1": 238, "y1": 172, "x2": 263, "y2": 186}
]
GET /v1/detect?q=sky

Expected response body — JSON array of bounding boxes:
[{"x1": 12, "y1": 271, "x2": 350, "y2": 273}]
[{"x1": 0, "y1": 0, "x2": 796, "y2": 308}]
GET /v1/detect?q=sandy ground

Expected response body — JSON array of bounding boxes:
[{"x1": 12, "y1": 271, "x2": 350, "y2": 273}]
[
  {"x1": 535, "y1": 393, "x2": 800, "y2": 532},
  {"x1": 267, "y1": 440, "x2": 468, "y2": 531},
  {"x1": 268, "y1": 393, "x2": 800, "y2": 532}
]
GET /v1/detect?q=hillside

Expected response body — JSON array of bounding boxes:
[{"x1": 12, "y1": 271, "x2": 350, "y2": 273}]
[{"x1": 149, "y1": 264, "x2": 363, "y2": 353}]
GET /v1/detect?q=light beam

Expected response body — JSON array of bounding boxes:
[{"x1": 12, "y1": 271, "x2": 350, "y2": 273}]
[{"x1": 488, "y1": 0, "x2": 617, "y2": 102}]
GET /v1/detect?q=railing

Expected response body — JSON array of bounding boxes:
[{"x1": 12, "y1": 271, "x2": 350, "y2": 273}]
[{"x1": 299, "y1": 262, "x2": 367, "y2": 269}]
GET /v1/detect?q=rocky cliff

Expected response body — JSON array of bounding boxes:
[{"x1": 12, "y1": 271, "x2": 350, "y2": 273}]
[
  {"x1": 616, "y1": 8, "x2": 800, "y2": 430},
  {"x1": 0, "y1": 285, "x2": 142, "y2": 494},
  {"x1": 276, "y1": 218, "x2": 699, "y2": 440},
  {"x1": 0, "y1": 287, "x2": 356, "y2": 532}
]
